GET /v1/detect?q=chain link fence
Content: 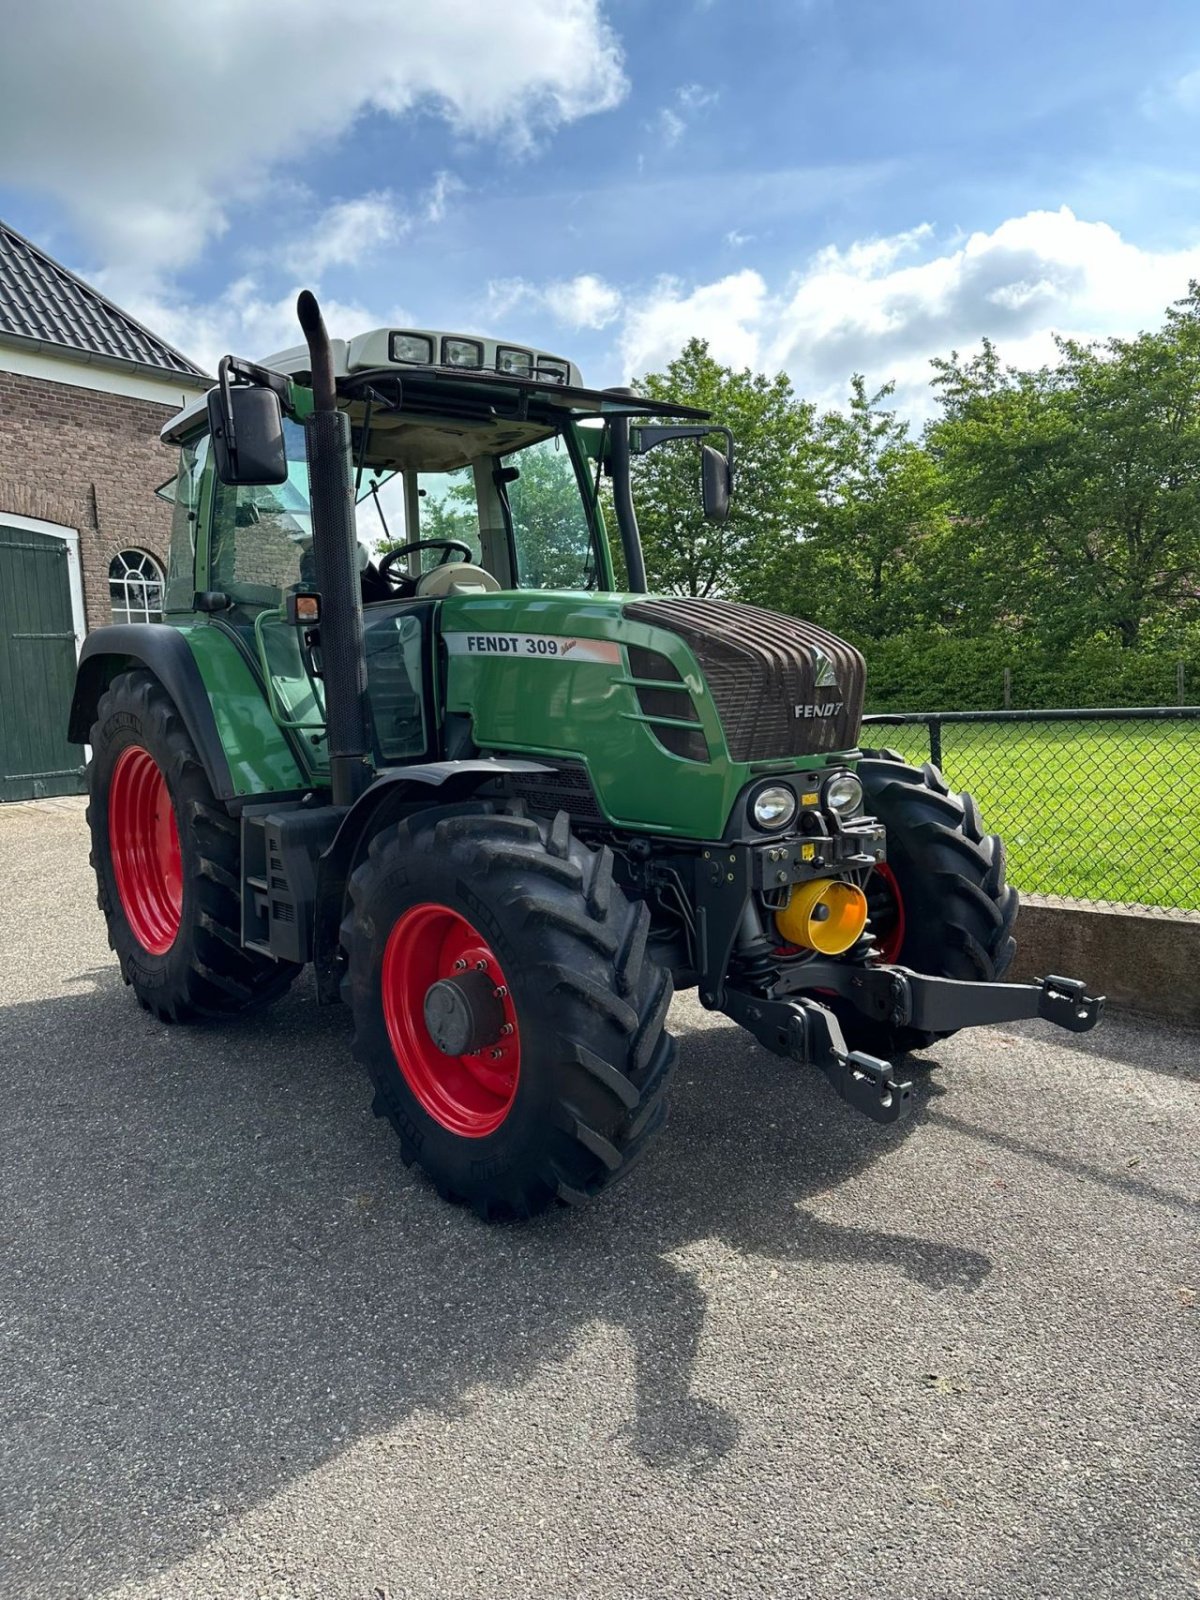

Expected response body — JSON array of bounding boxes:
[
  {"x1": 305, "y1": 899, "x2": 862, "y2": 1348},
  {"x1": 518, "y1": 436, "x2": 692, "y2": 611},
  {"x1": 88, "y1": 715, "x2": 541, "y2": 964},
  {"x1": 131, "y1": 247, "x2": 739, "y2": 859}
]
[{"x1": 861, "y1": 707, "x2": 1200, "y2": 918}]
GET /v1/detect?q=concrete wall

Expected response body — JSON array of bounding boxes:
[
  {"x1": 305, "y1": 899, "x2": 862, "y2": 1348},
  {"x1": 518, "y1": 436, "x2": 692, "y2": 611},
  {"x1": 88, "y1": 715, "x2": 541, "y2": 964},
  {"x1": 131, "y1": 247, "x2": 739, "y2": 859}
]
[
  {"x1": 0, "y1": 366, "x2": 181, "y2": 633},
  {"x1": 1009, "y1": 893, "x2": 1200, "y2": 1027}
]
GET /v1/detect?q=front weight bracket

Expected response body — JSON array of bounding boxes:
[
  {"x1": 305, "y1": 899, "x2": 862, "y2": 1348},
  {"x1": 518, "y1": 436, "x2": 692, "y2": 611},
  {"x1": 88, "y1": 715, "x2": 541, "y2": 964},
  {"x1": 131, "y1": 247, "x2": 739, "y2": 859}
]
[{"x1": 724, "y1": 987, "x2": 913, "y2": 1124}]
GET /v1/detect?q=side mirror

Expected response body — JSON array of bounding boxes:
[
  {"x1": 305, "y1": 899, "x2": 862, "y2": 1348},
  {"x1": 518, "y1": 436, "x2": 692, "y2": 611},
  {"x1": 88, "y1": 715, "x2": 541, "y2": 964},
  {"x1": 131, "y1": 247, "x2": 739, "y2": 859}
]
[
  {"x1": 701, "y1": 443, "x2": 733, "y2": 523},
  {"x1": 207, "y1": 377, "x2": 288, "y2": 487}
]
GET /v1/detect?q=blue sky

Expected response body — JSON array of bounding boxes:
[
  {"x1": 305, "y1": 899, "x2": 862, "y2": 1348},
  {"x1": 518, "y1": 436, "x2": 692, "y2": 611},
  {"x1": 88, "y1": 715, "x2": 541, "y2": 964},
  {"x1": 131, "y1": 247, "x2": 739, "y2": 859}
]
[{"x1": 3, "y1": 0, "x2": 1200, "y2": 416}]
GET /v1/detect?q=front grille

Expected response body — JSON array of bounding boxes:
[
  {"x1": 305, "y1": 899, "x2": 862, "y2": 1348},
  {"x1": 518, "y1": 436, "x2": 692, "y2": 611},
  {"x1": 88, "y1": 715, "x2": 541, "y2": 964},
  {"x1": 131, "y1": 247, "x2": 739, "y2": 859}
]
[
  {"x1": 509, "y1": 760, "x2": 604, "y2": 822},
  {"x1": 623, "y1": 597, "x2": 864, "y2": 762},
  {"x1": 627, "y1": 643, "x2": 709, "y2": 764}
]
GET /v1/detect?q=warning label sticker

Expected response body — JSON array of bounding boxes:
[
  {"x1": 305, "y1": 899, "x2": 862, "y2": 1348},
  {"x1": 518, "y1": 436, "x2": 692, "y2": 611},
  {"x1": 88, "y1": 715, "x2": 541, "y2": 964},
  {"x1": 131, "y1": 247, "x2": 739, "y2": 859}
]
[{"x1": 444, "y1": 632, "x2": 621, "y2": 665}]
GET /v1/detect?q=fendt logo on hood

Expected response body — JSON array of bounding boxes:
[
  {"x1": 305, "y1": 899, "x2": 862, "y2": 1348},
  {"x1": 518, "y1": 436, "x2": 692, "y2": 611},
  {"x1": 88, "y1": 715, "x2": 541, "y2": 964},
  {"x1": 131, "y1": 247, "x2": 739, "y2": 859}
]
[{"x1": 794, "y1": 645, "x2": 844, "y2": 719}]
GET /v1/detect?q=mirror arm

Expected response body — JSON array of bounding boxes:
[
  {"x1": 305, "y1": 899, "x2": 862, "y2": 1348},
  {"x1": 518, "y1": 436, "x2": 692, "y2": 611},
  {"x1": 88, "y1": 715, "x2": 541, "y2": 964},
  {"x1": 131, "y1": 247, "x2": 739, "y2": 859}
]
[{"x1": 632, "y1": 423, "x2": 734, "y2": 471}]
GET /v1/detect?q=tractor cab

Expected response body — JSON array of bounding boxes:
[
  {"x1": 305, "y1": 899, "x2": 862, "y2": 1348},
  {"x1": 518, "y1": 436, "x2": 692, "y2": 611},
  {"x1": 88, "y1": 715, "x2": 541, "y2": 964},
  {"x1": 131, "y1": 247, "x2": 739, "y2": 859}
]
[{"x1": 157, "y1": 325, "x2": 725, "y2": 779}]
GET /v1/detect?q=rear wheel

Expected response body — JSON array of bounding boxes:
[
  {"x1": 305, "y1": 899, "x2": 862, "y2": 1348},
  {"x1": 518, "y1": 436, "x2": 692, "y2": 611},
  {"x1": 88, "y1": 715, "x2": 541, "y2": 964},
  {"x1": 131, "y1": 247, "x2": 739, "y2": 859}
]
[
  {"x1": 833, "y1": 753, "x2": 1018, "y2": 1057},
  {"x1": 343, "y1": 803, "x2": 676, "y2": 1219},
  {"x1": 87, "y1": 668, "x2": 299, "y2": 1021}
]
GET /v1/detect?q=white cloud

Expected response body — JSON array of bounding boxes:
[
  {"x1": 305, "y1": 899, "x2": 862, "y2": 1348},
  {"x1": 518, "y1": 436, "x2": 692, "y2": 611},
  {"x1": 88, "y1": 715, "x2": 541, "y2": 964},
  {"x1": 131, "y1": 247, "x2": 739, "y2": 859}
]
[
  {"x1": 619, "y1": 268, "x2": 768, "y2": 375},
  {"x1": 677, "y1": 83, "x2": 720, "y2": 114},
  {"x1": 725, "y1": 229, "x2": 753, "y2": 248},
  {"x1": 423, "y1": 170, "x2": 466, "y2": 225},
  {"x1": 649, "y1": 81, "x2": 719, "y2": 149},
  {"x1": 614, "y1": 207, "x2": 1200, "y2": 416},
  {"x1": 110, "y1": 276, "x2": 407, "y2": 380},
  {"x1": 287, "y1": 192, "x2": 408, "y2": 276},
  {"x1": 1144, "y1": 65, "x2": 1200, "y2": 116},
  {"x1": 487, "y1": 272, "x2": 622, "y2": 330},
  {"x1": 657, "y1": 108, "x2": 687, "y2": 147},
  {"x1": 0, "y1": 0, "x2": 626, "y2": 279}
]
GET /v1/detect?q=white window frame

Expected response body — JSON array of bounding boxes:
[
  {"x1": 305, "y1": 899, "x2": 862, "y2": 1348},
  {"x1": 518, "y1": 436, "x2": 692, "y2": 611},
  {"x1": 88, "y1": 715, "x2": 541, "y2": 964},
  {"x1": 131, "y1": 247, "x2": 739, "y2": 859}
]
[{"x1": 108, "y1": 547, "x2": 166, "y2": 627}]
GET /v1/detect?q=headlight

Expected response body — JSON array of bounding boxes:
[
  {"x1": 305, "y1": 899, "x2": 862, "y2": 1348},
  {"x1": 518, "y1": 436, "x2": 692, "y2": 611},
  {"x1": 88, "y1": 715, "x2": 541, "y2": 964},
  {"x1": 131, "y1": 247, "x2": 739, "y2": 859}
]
[
  {"x1": 824, "y1": 772, "x2": 863, "y2": 816},
  {"x1": 751, "y1": 784, "x2": 798, "y2": 830}
]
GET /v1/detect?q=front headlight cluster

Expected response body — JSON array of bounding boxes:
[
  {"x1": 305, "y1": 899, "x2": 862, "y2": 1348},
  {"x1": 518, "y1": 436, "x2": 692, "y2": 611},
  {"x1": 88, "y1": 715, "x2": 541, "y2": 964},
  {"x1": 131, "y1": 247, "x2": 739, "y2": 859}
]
[
  {"x1": 751, "y1": 784, "x2": 798, "y2": 830},
  {"x1": 823, "y1": 772, "x2": 864, "y2": 817},
  {"x1": 749, "y1": 771, "x2": 863, "y2": 831}
]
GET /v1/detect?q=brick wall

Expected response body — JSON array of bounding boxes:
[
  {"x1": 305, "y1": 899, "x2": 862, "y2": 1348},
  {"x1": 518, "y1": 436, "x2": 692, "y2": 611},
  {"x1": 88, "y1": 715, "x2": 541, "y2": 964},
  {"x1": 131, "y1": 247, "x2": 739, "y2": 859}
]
[{"x1": 0, "y1": 367, "x2": 184, "y2": 632}]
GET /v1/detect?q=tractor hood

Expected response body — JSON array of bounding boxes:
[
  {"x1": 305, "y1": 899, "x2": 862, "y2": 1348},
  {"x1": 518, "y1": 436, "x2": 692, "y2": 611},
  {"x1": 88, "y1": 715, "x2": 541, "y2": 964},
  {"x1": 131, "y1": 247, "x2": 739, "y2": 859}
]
[
  {"x1": 437, "y1": 591, "x2": 866, "y2": 839},
  {"x1": 618, "y1": 595, "x2": 864, "y2": 762}
]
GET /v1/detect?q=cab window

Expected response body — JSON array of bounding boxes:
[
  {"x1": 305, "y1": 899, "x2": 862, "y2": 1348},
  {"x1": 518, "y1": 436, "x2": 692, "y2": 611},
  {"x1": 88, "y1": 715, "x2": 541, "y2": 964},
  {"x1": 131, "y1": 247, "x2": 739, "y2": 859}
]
[
  {"x1": 158, "y1": 433, "x2": 209, "y2": 613},
  {"x1": 505, "y1": 433, "x2": 596, "y2": 590},
  {"x1": 210, "y1": 417, "x2": 313, "y2": 605}
]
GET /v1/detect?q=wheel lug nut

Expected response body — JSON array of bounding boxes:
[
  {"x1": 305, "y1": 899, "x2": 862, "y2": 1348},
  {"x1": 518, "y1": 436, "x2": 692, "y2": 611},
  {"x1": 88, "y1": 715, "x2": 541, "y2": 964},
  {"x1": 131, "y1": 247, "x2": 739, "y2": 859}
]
[
  {"x1": 500, "y1": 1023, "x2": 513, "y2": 1036},
  {"x1": 494, "y1": 985, "x2": 508, "y2": 998},
  {"x1": 475, "y1": 959, "x2": 488, "y2": 971},
  {"x1": 490, "y1": 1048, "x2": 504, "y2": 1059},
  {"x1": 453, "y1": 958, "x2": 467, "y2": 971}
]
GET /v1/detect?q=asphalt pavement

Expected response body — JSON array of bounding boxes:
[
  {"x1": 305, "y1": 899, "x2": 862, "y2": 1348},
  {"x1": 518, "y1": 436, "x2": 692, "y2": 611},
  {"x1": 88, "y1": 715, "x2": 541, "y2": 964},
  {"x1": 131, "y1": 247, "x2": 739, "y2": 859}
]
[{"x1": 1, "y1": 797, "x2": 1197, "y2": 1600}]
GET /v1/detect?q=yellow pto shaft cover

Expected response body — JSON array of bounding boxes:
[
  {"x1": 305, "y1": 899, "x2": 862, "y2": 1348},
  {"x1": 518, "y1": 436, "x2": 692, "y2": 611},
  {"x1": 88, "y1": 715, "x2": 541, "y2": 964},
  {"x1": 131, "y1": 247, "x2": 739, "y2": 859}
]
[{"x1": 775, "y1": 878, "x2": 869, "y2": 955}]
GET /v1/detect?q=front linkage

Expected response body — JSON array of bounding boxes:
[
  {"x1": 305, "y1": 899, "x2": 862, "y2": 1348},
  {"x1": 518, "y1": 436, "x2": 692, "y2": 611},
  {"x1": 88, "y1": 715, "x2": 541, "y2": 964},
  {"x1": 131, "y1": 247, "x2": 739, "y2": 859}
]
[{"x1": 687, "y1": 830, "x2": 1104, "y2": 1125}]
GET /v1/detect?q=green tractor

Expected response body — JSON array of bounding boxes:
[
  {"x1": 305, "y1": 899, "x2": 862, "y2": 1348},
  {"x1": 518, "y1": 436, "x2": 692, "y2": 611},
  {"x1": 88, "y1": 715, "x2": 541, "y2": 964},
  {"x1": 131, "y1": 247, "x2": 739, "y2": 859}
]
[{"x1": 69, "y1": 293, "x2": 1101, "y2": 1219}]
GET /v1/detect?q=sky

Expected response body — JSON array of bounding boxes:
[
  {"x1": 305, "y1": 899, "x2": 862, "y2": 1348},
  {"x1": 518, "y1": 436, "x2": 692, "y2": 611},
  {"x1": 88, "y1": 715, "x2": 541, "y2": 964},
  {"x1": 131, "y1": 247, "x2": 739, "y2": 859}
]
[{"x1": 3, "y1": 0, "x2": 1200, "y2": 420}]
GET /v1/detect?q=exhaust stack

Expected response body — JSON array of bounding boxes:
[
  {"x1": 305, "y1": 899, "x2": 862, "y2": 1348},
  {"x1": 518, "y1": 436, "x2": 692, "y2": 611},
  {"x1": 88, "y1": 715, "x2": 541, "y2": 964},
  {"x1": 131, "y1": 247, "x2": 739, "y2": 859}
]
[{"x1": 296, "y1": 291, "x2": 371, "y2": 807}]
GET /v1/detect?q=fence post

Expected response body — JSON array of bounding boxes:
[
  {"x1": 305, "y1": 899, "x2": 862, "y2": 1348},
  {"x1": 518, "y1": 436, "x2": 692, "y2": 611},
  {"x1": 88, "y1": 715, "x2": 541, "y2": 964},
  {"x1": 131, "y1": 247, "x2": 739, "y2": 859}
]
[
  {"x1": 929, "y1": 716, "x2": 943, "y2": 770},
  {"x1": 1003, "y1": 667, "x2": 1012, "y2": 710}
]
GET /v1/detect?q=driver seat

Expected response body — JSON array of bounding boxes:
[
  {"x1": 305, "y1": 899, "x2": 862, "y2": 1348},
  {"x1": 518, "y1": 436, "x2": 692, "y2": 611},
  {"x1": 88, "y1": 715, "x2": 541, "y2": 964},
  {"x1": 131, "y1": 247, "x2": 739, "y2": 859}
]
[{"x1": 415, "y1": 563, "x2": 502, "y2": 597}]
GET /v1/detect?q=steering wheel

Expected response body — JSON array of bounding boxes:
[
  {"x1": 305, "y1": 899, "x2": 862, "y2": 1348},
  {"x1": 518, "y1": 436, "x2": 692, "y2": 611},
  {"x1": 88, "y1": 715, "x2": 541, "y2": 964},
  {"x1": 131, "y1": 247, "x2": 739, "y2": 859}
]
[{"x1": 379, "y1": 540, "x2": 474, "y2": 596}]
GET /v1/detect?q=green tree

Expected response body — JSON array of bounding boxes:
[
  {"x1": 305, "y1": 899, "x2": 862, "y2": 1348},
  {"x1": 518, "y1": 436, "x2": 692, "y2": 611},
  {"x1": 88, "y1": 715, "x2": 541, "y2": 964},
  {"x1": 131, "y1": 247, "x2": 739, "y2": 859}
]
[
  {"x1": 778, "y1": 376, "x2": 949, "y2": 638},
  {"x1": 929, "y1": 288, "x2": 1200, "y2": 649},
  {"x1": 625, "y1": 339, "x2": 823, "y2": 598}
]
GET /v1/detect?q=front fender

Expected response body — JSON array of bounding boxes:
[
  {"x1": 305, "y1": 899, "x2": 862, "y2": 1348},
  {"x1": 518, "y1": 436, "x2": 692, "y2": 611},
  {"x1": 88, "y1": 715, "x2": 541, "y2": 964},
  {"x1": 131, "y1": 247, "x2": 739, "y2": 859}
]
[{"x1": 312, "y1": 759, "x2": 551, "y2": 1000}]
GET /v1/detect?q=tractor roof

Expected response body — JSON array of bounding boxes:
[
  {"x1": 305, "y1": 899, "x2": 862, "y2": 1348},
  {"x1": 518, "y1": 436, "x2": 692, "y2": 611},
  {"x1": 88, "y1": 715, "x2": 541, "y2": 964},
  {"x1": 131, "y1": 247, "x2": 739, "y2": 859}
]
[{"x1": 161, "y1": 325, "x2": 708, "y2": 444}]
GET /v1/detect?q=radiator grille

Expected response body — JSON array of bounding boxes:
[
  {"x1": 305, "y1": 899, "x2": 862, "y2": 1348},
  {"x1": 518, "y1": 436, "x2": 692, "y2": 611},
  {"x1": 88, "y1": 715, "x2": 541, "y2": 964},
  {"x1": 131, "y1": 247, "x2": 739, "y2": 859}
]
[
  {"x1": 623, "y1": 598, "x2": 864, "y2": 762},
  {"x1": 509, "y1": 761, "x2": 604, "y2": 822}
]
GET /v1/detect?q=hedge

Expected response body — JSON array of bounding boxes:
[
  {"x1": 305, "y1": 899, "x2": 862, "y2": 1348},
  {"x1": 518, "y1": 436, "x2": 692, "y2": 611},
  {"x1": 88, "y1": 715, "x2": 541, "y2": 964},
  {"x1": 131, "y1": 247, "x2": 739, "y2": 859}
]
[{"x1": 852, "y1": 632, "x2": 1200, "y2": 712}]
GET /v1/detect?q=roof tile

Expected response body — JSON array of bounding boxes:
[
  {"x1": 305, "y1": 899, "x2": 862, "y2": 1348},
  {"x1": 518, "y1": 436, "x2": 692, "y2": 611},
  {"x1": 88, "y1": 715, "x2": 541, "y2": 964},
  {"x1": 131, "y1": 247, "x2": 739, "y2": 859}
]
[{"x1": 0, "y1": 219, "x2": 208, "y2": 379}]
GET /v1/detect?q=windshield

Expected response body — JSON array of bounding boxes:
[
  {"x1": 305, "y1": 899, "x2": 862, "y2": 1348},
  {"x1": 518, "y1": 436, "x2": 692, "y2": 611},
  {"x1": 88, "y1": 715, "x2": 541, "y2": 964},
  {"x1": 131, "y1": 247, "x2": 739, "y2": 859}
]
[
  {"x1": 206, "y1": 413, "x2": 605, "y2": 606},
  {"x1": 353, "y1": 423, "x2": 602, "y2": 590}
]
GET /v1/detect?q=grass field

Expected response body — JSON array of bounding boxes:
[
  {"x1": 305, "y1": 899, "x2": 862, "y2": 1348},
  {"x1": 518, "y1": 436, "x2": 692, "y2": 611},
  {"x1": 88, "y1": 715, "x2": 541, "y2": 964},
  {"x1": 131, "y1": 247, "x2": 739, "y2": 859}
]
[{"x1": 864, "y1": 719, "x2": 1200, "y2": 914}]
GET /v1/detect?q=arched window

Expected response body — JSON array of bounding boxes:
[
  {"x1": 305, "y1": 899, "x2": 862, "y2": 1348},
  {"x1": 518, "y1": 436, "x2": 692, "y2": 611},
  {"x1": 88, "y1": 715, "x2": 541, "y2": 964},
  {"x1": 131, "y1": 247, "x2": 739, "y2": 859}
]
[{"x1": 109, "y1": 549, "x2": 165, "y2": 625}]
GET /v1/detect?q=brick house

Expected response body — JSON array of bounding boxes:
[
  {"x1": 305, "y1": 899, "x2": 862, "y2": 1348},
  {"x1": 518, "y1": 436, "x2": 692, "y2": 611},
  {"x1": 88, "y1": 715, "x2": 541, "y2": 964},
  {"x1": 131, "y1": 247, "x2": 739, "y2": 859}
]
[{"x1": 0, "y1": 220, "x2": 210, "y2": 798}]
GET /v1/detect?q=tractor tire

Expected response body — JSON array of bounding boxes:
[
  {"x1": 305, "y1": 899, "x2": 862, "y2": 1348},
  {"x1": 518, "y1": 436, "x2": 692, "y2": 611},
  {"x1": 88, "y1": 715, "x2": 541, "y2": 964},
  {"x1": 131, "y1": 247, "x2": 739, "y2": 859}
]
[
  {"x1": 343, "y1": 802, "x2": 676, "y2": 1219},
  {"x1": 87, "y1": 668, "x2": 299, "y2": 1022},
  {"x1": 832, "y1": 752, "x2": 1018, "y2": 1058}
]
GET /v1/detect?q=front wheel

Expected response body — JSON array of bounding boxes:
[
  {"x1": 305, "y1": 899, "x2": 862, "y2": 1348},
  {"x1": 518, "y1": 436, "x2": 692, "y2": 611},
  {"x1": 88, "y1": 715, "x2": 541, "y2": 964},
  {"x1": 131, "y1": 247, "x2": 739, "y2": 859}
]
[
  {"x1": 832, "y1": 754, "x2": 1018, "y2": 1058},
  {"x1": 343, "y1": 803, "x2": 676, "y2": 1219}
]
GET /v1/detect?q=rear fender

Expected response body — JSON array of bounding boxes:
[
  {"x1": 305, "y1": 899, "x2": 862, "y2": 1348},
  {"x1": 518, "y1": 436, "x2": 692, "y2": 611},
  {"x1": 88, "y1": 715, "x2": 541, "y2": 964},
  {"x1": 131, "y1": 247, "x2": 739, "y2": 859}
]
[
  {"x1": 70, "y1": 622, "x2": 309, "y2": 802},
  {"x1": 68, "y1": 624, "x2": 236, "y2": 798}
]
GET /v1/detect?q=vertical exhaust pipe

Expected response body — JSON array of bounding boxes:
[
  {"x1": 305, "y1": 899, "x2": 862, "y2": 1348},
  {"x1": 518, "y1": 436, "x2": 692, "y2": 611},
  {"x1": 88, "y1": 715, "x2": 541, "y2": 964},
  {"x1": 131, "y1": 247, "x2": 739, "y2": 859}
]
[{"x1": 296, "y1": 290, "x2": 371, "y2": 806}]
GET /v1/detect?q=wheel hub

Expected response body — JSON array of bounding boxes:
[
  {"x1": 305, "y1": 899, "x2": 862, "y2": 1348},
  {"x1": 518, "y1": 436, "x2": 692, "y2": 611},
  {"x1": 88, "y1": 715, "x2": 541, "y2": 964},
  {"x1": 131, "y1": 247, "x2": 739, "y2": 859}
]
[
  {"x1": 423, "y1": 970, "x2": 505, "y2": 1057},
  {"x1": 108, "y1": 744, "x2": 183, "y2": 956},
  {"x1": 381, "y1": 902, "x2": 521, "y2": 1137}
]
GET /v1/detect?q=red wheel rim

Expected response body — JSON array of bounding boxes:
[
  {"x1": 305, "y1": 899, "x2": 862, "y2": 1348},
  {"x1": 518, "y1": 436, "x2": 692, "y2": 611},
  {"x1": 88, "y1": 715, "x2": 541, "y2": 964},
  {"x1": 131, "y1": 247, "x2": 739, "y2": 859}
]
[
  {"x1": 869, "y1": 862, "x2": 906, "y2": 964},
  {"x1": 108, "y1": 745, "x2": 183, "y2": 956},
  {"x1": 381, "y1": 903, "x2": 520, "y2": 1138}
]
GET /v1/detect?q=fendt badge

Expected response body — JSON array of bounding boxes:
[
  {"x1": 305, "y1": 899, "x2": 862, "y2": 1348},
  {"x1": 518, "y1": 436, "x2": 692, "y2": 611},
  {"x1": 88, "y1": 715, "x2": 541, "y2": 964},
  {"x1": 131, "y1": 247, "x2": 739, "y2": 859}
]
[
  {"x1": 794, "y1": 701, "x2": 845, "y2": 719},
  {"x1": 796, "y1": 645, "x2": 843, "y2": 717}
]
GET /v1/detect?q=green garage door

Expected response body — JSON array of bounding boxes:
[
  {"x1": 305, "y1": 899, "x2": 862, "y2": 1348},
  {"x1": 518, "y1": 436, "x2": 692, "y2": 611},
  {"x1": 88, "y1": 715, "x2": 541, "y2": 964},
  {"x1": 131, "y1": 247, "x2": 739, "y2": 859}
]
[{"x1": 0, "y1": 525, "x2": 85, "y2": 801}]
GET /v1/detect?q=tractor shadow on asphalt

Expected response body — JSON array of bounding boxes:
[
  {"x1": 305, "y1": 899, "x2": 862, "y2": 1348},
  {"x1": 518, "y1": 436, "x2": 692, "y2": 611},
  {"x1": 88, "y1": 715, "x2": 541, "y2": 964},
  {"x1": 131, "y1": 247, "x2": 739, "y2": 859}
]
[{"x1": 2, "y1": 971, "x2": 988, "y2": 1598}]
